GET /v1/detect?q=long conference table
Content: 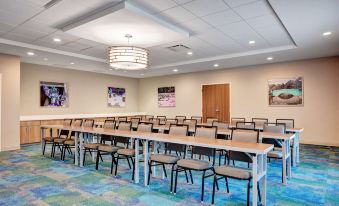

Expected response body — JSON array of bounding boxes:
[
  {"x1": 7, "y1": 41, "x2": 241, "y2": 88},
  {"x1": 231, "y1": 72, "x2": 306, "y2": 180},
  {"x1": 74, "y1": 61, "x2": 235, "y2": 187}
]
[{"x1": 41, "y1": 125, "x2": 282, "y2": 206}]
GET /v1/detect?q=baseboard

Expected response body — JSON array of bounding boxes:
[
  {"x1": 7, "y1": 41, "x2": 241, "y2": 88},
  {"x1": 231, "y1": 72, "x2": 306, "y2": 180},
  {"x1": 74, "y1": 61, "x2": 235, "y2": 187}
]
[
  {"x1": 300, "y1": 139, "x2": 339, "y2": 147},
  {"x1": 0, "y1": 145, "x2": 20, "y2": 152}
]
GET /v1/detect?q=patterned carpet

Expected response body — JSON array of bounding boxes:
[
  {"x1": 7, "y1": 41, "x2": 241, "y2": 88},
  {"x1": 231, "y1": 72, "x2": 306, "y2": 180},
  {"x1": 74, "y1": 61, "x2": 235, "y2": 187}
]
[{"x1": 0, "y1": 144, "x2": 338, "y2": 206}]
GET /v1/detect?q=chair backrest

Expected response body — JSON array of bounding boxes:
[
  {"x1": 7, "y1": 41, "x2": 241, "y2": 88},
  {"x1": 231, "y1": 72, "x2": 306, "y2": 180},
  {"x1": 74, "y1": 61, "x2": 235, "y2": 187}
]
[
  {"x1": 175, "y1": 116, "x2": 186, "y2": 124},
  {"x1": 252, "y1": 118, "x2": 268, "y2": 128},
  {"x1": 83, "y1": 119, "x2": 94, "y2": 127},
  {"x1": 131, "y1": 118, "x2": 140, "y2": 128},
  {"x1": 231, "y1": 117, "x2": 245, "y2": 125},
  {"x1": 157, "y1": 116, "x2": 166, "y2": 124},
  {"x1": 145, "y1": 115, "x2": 154, "y2": 121},
  {"x1": 63, "y1": 119, "x2": 72, "y2": 126},
  {"x1": 73, "y1": 119, "x2": 83, "y2": 127},
  {"x1": 149, "y1": 118, "x2": 160, "y2": 126},
  {"x1": 103, "y1": 120, "x2": 115, "y2": 129},
  {"x1": 117, "y1": 117, "x2": 128, "y2": 122},
  {"x1": 118, "y1": 122, "x2": 131, "y2": 131},
  {"x1": 236, "y1": 121, "x2": 255, "y2": 130},
  {"x1": 107, "y1": 117, "x2": 115, "y2": 120},
  {"x1": 263, "y1": 123, "x2": 285, "y2": 134},
  {"x1": 183, "y1": 119, "x2": 197, "y2": 132},
  {"x1": 165, "y1": 118, "x2": 178, "y2": 126},
  {"x1": 137, "y1": 123, "x2": 153, "y2": 133},
  {"x1": 230, "y1": 129, "x2": 258, "y2": 163},
  {"x1": 191, "y1": 116, "x2": 202, "y2": 123},
  {"x1": 192, "y1": 127, "x2": 217, "y2": 158},
  {"x1": 166, "y1": 124, "x2": 188, "y2": 154},
  {"x1": 212, "y1": 121, "x2": 229, "y2": 129},
  {"x1": 276, "y1": 119, "x2": 294, "y2": 129},
  {"x1": 206, "y1": 117, "x2": 218, "y2": 124}
]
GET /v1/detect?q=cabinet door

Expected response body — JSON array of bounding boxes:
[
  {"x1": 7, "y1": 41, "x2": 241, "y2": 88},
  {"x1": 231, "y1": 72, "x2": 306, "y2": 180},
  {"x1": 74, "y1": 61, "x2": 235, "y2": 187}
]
[
  {"x1": 20, "y1": 126, "x2": 29, "y2": 144},
  {"x1": 31, "y1": 126, "x2": 41, "y2": 143}
]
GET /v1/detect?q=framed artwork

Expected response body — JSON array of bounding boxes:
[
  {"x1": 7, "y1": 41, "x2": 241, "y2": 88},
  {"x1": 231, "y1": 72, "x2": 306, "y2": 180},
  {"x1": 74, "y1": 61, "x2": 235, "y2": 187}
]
[
  {"x1": 158, "y1": 86, "x2": 175, "y2": 107},
  {"x1": 268, "y1": 77, "x2": 303, "y2": 106},
  {"x1": 108, "y1": 87, "x2": 126, "y2": 107},
  {"x1": 40, "y1": 81, "x2": 68, "y2": 107}
]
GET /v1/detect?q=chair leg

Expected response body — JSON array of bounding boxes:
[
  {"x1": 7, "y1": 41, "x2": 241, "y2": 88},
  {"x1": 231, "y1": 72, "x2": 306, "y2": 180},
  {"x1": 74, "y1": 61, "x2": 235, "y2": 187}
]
[
  {"x1": 83, "y1": 148, "x2": 87, "y2": 166},
  {"x1": 247, "y1": 180, "x2": 250, "y2": 206},
  {"x1": 189, "y1": 170, "x2": 194, "y2": 184},
  {"x1": 170, "y1": 164, "x2": 175, "y2": 193},
  {"x1": 147, "y1": 161, "x2": 152, "y2": 185},
  {"x1": 201, "y1": 170, "x2": 206, "y2": 202},
  {"x1": 162, "y1": 164, "x2": 167, "y2": 178},
  {"x1": 212, "y1": 175, "x2": 217, "y2": 205},
  {"x1": 42, "y1": 141, "x2": 47, "y2": 155},
  {"x1": 218, "y1": 151, "x2": 222, "y2": 166},
  {"x1": 100, "y1": 153, "x2": 104, "y2": 162},
  {"x1": 257, "y1": 183, "x2": 261, "y2": 201},
  {"x1": 184, "y1": 170, "x2": 189, "y2": 183},
  {"x1": 225, "y1": 177, "x2": 229, "y2": 193},
  {"x1": 51, "y1": 143, "x2": 55, "y2": 157},
  {"x1": 115, "y1": 154, "x2": 119, "y2": 177},
  {"x1": 110, "y1": 153, "x2": 115, "y2": 174},
  {"x1": 131, "y1": 157, "x2": 135, "y2": 181},
  {"x1": 95, "y1": 150, "x2": 100, "y2": 170},
  {"x1": 126, "y1": 156, "x2": 131, "y2": 169},
  {"x1": 174, "y1": 167, "x2": 179, "y2": 194}
]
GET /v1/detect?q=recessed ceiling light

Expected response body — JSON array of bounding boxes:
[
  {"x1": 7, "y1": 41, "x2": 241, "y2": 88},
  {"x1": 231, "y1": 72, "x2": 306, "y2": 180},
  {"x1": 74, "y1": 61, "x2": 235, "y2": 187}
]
[
  {"x1": 53, "y1": 38, "x2": 61, "y2": 42},
  {"x1": 27, "y1": 52, "x2": 35, "y2": 56},
  {"x1": 187, "y1": 51, "x2": 193, "y2": 55},
  {"x1": 248, "y1": 40, "x2": 256, "y2": 45},
  {"x1": 70, "y1": 62, "x2": 75, "y2": 65},
  {"x1": 140, "y1": 73, "x2": 144, "y2": 76},
  {"x1": 109, "y1": 68, "x2": 113, "y2": 71},
  {"x1": 43, "y1": 58, "x2": 48, "y2": 61},
  {"x1": 267, "y1": 57, "x2": 273, "y2": 61},
  {"x1": 322, "y1": 31, "x2": 332, "y2": 36},
  {"x1": 213, "y1": 63, "x2": 219, "y2": 67},
  {"x1": 173, "y1": 69, "x2": 178, "y2": 72}
]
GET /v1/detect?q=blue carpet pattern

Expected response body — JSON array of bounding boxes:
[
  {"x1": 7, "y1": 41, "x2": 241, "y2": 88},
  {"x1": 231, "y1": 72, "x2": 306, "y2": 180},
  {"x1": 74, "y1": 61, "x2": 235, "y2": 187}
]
[{"x1": 0, "y1": 144, "x2": 338, "y2": 206}]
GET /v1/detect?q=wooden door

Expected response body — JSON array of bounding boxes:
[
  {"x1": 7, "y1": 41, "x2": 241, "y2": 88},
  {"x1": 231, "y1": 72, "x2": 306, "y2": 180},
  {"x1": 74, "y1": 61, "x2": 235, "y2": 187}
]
[{"x1": 202, "y1": 84, "x2": 230, "y2": 123}]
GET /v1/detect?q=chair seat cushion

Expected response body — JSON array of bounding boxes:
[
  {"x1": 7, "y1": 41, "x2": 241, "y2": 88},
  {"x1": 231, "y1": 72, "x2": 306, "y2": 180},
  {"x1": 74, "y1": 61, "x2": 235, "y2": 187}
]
[
  {"x1": 43, "y1": 137, "x2": 54, "y2": 142},
  {"x1": 98, "y1": 145, "x2": 119, "y2": 153},
  {"x1": 83, "y1": 143, "x2": 102, "y2": 149},
  {"x1": 177, "y1": 159, "x2": 212, "y2": 170},
  {"x1": 150, "y1": 154, "x2": 180, "y2": 164},
  {"x1": 64, "y1": 140, "x2": 75, "y2": 145},
  {"x1": 215, "y1": 165, "x2": 252, "y2": 179},
  {"x1": 268, "y1": 150, "x2": 283, "y2": 158},
  {"x1": 117, "y1": 148, "x2": 135, "y2": 156},
  {"x1": 53, "y1": 138, "x2": 66, "y2": 143}
]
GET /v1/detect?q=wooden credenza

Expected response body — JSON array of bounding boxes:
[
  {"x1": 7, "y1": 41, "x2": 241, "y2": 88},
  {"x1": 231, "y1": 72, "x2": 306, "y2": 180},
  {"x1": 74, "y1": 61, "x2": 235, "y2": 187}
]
[{"x1": 20, "y1": 120, "x2": 63, "y2": 144}]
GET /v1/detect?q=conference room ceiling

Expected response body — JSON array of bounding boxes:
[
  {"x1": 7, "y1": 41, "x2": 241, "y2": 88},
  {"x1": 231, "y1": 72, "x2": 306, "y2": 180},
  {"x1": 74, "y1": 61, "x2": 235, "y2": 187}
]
[{"x1": 0, "y1": 0, "x2": 338, "y2": 78}]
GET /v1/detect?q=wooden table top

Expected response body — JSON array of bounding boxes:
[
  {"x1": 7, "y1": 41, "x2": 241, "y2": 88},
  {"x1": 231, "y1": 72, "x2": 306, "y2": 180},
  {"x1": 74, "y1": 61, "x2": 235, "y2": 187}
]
[{"x1": 41, "y1": 125, "x2": 273, "y2": 154}]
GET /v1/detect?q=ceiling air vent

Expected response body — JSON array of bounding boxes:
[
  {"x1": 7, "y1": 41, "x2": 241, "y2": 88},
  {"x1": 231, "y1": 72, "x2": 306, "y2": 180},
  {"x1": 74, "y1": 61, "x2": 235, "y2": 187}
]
[
  {"x1": 167, "y1": 44, "x2": 191, "y2": 53},
  {"x1": 44, "y1": 0, "x2": 63, "y2": 9}
]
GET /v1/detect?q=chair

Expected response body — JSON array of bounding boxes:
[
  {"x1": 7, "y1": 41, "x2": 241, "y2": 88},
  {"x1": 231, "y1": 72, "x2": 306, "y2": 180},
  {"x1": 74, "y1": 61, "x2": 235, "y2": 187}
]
[
  {"x1": 43, "y1": 119, "x2": 72, "y2": 156},
  {"x1": 212, "y1": 129, "x2": 261, "y2": 206},
  {"x1": 82, "y1": 120, "x2": 115, "y2": 166},
  {"x1": 157, "y1": 116, "x2": 167, "y2": 125},
  {"x1": 231, "y1": 117, "x2": 246, "y2": 126},
  {"x1": 175, "y1": 116, "x2": 186, "y2": 124},
  {"x1": 262, "y1": 123, "x2": 286, "y2": 183},
  {"x1": 147, "y1": 124, "x2": 189, "y2": 192},
  {"x1": 52, "y1": 119, "x2": 83, "y2": 158},
  {"x1": 236, "y1": 121, "x2": 256, "y2": 130},
  {"x1": 212, "y1": 121, "x2": 230, "y2": 165},
  {"x1": 165, "y1": 119, "x2": 178, "y2": 126},
  {"x1": 107, "y1": 117, "x2": 115, "y2": 120},
  {"x1": 252, "y1": 118, "x2": 268, "y2": 130},
  {"x1": 174, "y1": 127, "x2": 218, "y2": 202},
  {"x1": 183, "y1": 119, "x2": 197, "y2": 135},
  {"x1": 206, "y1": 117, "x2": 218, "y2": 125},
  {"x1": 191, "y1": 116, "x2": 202, "y2": 123},
  {"x1": 96, "y1": 122, "x2": 131, "y2": 174},
  {"x1": 116, "y1": 117, "x2": 128, "y2": 128},
  {"x1": 115, "y1": 122, "x2": 152, "y2": 180},
  {"x1": 130, "y1": 118, "x2": 140, "y2": 131},
  {"x1": 145, "y1": 115, "x2": 154, "y2": 122},
  {"x1": 276, "y1": 119, "x2": 294, "y2": 129},
  {"x1": 149, "y1": 118, "x2": 160, "y2": 132}
]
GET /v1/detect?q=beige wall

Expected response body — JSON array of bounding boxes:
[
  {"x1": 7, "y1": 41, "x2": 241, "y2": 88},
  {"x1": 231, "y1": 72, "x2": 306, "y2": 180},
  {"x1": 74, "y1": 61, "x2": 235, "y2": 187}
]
[
  {"x1": 0, "y1": 54, "x2": 20, "y2": 151},
  {"x1": 20, "y1": 63, "x2": 139, "y2": 115},
  {"x1": 139, "y1": 57, "x2": 339, "y2": 146}
]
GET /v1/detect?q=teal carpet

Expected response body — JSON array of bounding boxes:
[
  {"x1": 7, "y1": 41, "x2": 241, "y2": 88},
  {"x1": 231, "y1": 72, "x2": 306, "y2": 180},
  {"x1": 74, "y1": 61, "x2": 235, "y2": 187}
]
[{"x1": 0, "y1": 144, "x2": 338, "y2": 206}]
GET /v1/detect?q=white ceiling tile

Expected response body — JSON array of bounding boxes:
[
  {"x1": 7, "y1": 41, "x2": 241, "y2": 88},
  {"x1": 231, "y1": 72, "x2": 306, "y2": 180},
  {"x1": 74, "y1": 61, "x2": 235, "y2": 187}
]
[
  {"x1": 173, "y1": 0, "x2": 193, "y2": 5},
  {"x1": 0, "y1": 22, "x2": 15, "y2": 34},
  {"x1": 233, "y1": 1, "x2": 272, "y2": 19},
  {"x1": 223, "y1": 0, "x2": 258, "y2": 8},
  {"x1": 177, "y1": 18, "x2": 213, "y2": 34},
  {"x1": 202, "y1": 9, "x2": 242, "y2": 27},
  {"x1": 0, "y1": 9, "x2": 29, "y2": 25},
  {"x1": 182, "y1": 0, "x2": 229, "y2": 17},
  {"x1": 196, "y1": 29, "x2": 237, "y2": 47},
  {"x1": 254, "y1": 25, "x2": 292, "y2": 46},
  {"x1": 2, "y1": 33, "x2": 38, "y2": 43},
  {"x1": 131, "y1": 0, "x2": 177, "y2": 13},
  {"x1": 7, "y1": 27, "x2": 49, "y2": 41},
  {"x1": 20, "y1": 20, "x2": 58, "y2": 35},
  {"x1": 159, "y1": 6, "x2": 196, "y2": 23},
  {"x1": 246, "y1": 14, "x2": 281, "y2": 29}
]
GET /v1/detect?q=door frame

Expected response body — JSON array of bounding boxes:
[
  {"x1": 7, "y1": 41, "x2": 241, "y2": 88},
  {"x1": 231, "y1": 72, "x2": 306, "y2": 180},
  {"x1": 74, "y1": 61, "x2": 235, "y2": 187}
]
[{"x1": 201, "y1": 82, "x2": 232, "y2": 122}]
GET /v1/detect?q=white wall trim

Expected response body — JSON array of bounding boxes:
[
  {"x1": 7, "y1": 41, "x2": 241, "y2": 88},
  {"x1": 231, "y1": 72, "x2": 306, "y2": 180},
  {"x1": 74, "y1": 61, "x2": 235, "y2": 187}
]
[{"x1": 0, "y1": 145, "x2": 20, "y2": 152}]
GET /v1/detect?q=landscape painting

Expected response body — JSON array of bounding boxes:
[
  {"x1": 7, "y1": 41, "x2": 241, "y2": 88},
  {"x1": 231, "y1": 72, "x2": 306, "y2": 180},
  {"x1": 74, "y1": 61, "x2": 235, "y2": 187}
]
[
  {"x1": 40, "y1": 81, "x2": 68, "y2": 107},
  {"x1": 108, "y1": 87, "x2": 126, "y2": 107},
  {"x1": 268, "y1": 77, "x2": 303, "y2": 106},
  {"x1": 158, "y1": 86, "x2": 175, "y2": 107}
]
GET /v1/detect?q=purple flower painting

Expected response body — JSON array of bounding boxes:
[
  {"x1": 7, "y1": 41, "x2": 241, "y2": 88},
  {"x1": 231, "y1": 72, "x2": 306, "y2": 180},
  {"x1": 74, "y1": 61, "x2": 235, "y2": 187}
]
[
  {"x1": 40, "y1": 81, "x2": 68, "y2": 107},
  {"x1": 108, "y1": 87, "x2": 126, "y2": 107},
  {"x1": 158, "y1": 86, "x2": 175, "y2": 107}
]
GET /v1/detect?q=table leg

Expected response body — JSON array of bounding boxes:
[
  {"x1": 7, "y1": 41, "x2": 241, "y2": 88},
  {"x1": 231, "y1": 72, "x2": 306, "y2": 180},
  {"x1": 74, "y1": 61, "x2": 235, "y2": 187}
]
[
  {"x1": 282, "y1": 140, "x2": 287, "y2": 185},
  {"x1": 287, "y1": 140, "x2": 292, "y2": 179},
  {"x1": 262, "y1": 154, "x2": 267, "y2": 206},
  {"x1": 252, "y1": 154, "x2": 258, "y2": 206},
  {"x1": 292, "y1": 132, "x2": 299, "y2": 167},
  {"x1": 74, "y1": 132, "x2": 79, "y2": 166},
  {"x1": 152, "y1": 141, "x2": 157, "y2": 177},
  {"x1": 80, "y1": 132, "x2": 84, "y2": 167},
  {"x1": 134, "y1": 139, "x2": 140, "y2": 184},
  {"x1": 144, "y1": 140, "x2": 149, "y2": 186},
  {"x1": 296, "y1": 132, "x2": 300, "y2": 164},
  {"x1": 41, "y1": 127, "x2": 45, "y2": 154}
]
